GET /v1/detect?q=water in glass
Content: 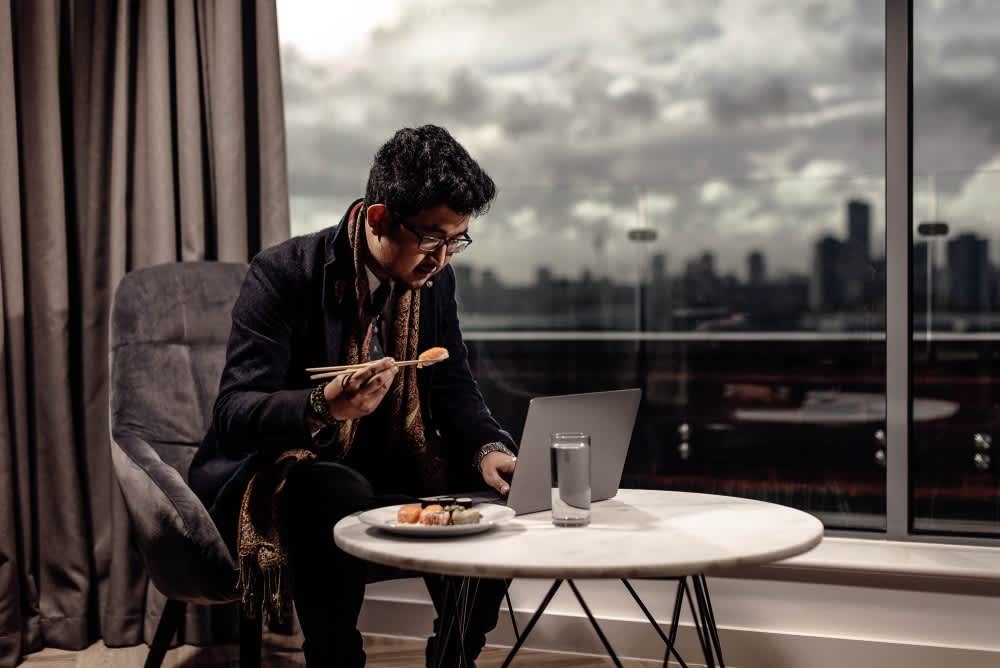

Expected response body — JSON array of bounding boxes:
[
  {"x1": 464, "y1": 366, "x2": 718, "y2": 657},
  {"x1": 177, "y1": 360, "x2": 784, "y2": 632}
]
[{"x1": 550, "y1": 432, "x2": 591, "y2": 527}]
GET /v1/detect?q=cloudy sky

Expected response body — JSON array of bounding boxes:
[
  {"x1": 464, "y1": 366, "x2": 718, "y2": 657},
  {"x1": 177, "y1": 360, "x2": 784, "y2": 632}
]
[{"x1": 276, "y1": 0, "x2": 1000, "y2": 285}]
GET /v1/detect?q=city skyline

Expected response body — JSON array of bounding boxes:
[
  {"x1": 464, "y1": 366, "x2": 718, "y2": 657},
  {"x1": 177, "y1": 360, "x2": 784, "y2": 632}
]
[{"x1": 453, "y1": 197, "x2": 999, "y2": 331}]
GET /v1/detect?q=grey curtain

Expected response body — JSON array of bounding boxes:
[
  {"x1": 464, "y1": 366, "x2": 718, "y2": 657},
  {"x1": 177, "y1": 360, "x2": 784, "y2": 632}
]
[{"x1": 0, "y1": 1, "x2": 289, "y2": 665}]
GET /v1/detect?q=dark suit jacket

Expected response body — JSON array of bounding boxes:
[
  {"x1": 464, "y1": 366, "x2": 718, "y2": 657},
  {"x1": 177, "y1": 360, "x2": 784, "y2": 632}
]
[{"x1": 189, "y1": 200, "x2": 515, "y2": 508}]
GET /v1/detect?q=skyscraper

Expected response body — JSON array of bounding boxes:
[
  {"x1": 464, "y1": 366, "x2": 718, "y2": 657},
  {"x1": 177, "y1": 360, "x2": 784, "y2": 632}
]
[
  {"x1": 747, "y1": 250, "x2": 766, "y2": 286},
  {"x1": 947, "y1": 233, "x2": 991, "y2": 312},
  {"x1": 650, "y1": 253, "x2": 667, "y2": 285},
  {"x1": 811, "y1": 236, "x2": 843, "y2": 310},
  {"x1": 847, "y1": 200, "x2": 871, "y2": 261},
  {"x1": 843, "y1": 200, "x2": 872, "y2": 306}
]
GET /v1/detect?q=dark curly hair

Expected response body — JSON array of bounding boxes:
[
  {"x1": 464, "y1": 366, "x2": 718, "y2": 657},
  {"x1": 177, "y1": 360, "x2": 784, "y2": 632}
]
[{"x1": 364, "y1": 125, "x2": 496, "y2": 222}]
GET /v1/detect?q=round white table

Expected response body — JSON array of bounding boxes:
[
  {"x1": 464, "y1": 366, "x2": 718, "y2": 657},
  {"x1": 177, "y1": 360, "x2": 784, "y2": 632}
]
[{"x1": 335, "y1": 489, "x2": 823, "y2": 667}]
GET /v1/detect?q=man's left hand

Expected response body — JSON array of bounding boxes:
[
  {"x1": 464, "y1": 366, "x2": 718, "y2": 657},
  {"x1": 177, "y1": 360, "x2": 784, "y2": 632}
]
[{"x1": 480, "y1": 451, "x2": 516, "y2": 496}]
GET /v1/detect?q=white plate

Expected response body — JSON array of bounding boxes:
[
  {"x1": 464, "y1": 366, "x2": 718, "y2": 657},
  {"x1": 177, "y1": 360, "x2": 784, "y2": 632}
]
[{"x1": 358, "y1": 503, "x2": 515, "y2": 537}]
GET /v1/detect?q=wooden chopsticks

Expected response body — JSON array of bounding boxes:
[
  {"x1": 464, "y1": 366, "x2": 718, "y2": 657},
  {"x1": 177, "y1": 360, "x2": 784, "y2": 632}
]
[
  {"x1": 305, "y1": 361, "x2": 375, "y2": 374},
  {"x1": 308, "y1": 359, "x2": 430, "y2": 381}
]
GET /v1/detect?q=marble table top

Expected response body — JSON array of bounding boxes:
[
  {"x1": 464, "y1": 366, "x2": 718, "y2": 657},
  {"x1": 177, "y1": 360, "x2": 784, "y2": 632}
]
[{"x1": 333, "y1": 489, "x2": 824, "y2": 579}]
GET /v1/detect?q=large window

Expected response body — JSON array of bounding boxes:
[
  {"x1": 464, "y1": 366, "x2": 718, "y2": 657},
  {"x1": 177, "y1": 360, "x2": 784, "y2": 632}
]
[
  {"x1": 278, "y1": 2, "x2": 896, "y2": 531},
  {"x1": 912, "y1": 0, "x2": 1000, "y2": 536}
]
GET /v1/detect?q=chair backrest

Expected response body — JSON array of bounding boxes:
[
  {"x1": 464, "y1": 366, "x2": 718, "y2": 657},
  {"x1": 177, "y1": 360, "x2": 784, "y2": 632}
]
[
  {"x1": 109, "y1": 261, "x2": 247, "y2": 603},
  {"x1": 110, "y1": 261, "x2": 248, "y2": 479},
  {"x1": 109, "y1": 260, "x2": 416, "y2": 598}
]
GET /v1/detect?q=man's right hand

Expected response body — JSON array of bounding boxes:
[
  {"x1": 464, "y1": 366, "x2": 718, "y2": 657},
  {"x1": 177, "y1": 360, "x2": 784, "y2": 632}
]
[{"x1": 323, "y1": 357, "x2": 398, "y2": 420}]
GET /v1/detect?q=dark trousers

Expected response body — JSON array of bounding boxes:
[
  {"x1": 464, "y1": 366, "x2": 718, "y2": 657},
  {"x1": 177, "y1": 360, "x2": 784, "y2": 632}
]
[{"x1": 271, "y1": 460, "x2": 506, "y2": 667}]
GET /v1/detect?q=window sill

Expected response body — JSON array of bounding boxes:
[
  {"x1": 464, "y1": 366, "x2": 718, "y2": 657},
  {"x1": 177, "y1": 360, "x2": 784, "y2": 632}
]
[{"x1": 719, "y1": 536, "x2": 1000, "y2": 595}]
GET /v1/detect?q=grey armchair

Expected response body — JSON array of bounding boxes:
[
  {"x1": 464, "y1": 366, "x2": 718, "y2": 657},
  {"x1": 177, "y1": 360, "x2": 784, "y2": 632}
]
[
  {"x1": 109, "y1": 261, "x2": 257, "y2": 667},
  {"x1": 109, "y1": 261, "x2": 520, "y2": 667}
]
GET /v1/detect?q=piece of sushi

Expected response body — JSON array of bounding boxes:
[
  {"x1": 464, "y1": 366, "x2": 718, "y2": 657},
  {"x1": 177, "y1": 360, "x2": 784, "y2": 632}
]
[
  {"x1": 420, "y1": 510, "x2": 451, "y2": 526},
  {"x1": 418, "y1": 505, "x2": 444, "y2": 525},
  {"x1": 417, "y1": 347, "x2": 449, "y2": 367},
  {"x1": 450, "y1": 508, "x2": 482, "y2": 525},
  {"x1": 396, "y1": 504, "x2": 422, "y2": 524},
  {"x1": 421, "y1": 497, "x2": 454, "y2": 508}
]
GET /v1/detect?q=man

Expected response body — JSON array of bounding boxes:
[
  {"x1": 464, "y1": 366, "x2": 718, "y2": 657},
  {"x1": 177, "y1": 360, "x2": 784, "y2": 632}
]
[{"x1": 189, "y1": 125, "x2": 518, "y2": 667}]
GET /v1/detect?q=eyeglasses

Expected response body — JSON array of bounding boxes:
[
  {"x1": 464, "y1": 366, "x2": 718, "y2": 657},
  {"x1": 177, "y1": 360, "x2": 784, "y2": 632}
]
[{"x1": 397, "y1": 218, "x2": 473, "y2": 254}]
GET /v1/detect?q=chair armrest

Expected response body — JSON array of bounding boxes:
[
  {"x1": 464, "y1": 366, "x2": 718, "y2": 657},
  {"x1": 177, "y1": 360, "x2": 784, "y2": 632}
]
[{"x1": 110, "y1": 432, "x2": 237, "y2": 603}]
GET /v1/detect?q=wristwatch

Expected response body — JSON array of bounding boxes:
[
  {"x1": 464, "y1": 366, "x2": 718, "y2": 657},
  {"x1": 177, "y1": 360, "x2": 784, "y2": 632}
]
[
  {"x1": 473, "y1": 442, "x2": 515, "y2": 472},
  {"x1": 308, "y1": 384, "x2": 341, "y2": 426}
]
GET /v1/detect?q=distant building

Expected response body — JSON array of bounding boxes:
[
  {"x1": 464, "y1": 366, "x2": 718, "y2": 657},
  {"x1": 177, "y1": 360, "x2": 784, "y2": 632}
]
[
  {"x1": 811, "y1": 235, "x2": 843, "y2": 310},
  {"x1": 536, "y1": 266, "x2": 552, "y2": 287},
  {"x1": 847, "y1": 200, "x2": 871, "y2": 261},
  {"x1": 453, "y1": 265, "x2": 477, "y2": 305},
  {"x1": 843, "y1": 200, "x2": 872, "y2": 306},
  {"x1": 947, "y1": 233, "x2": 991, "y2": 312},
  {"x1": 650, "y1": 253, "x2": 667, "y2": 285},
  {"x1": 453, "y1": 264, "x2": 475, "y2": 287},
  {"x1": 683, "y1": 251, "x2": 719, "y2": 305},
  {"x1": 747, "y1": 250, "x2": 766, "y2": 286}
]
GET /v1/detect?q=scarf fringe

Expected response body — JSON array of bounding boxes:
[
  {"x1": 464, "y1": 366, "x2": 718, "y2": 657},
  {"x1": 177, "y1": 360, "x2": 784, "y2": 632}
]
[{"x1": 237, "y1": 549, "x2": 292, "y2": 624}]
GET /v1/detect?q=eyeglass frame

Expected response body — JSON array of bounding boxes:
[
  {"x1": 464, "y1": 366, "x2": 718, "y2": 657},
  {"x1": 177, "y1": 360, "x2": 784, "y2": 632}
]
[{"x1": 395, "y1": 217, "x2": 474, "y2": 254}]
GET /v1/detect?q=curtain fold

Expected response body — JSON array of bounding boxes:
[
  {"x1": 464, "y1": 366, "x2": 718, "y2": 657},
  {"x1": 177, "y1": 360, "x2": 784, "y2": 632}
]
[{"x1": 0, "y1": 1, "x2": 290, "y2": 665}]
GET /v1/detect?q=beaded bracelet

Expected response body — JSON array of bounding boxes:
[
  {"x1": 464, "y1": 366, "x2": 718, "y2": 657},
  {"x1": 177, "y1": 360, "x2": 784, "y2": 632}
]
[
  {"x1": 473, "y1": 442, "x2": 515, "y2": 471},
  {"x1": 308, "y1": 383, "x2": 340, "y2": 426}
]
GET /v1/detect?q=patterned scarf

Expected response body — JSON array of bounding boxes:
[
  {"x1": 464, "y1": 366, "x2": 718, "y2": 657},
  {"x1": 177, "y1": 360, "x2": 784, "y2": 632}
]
[{"x1": 236, "y1": 202, "x2": 445, "y2": 623}]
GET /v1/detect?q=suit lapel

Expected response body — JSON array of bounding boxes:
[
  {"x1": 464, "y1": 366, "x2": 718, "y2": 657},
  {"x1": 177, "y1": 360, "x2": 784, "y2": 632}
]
[{"x1": 321, "y1": 200, "x2": 363, "y2": 364}]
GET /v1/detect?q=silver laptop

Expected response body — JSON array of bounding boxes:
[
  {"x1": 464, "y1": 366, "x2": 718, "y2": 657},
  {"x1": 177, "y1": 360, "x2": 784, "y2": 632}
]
[{"x1": 447, "y1": 389, "x2": 641, "y2": 515}]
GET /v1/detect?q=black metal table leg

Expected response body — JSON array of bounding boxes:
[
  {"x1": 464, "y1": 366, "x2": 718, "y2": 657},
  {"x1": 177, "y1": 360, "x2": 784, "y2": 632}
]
[
  {"x1": 683, "y1": 577, "x2": 714, "y2": 665},
  {"x1": 498, "y1": 574, "x2": 726, "y2": 668},
  {"x1": 504, "y1": 579, "x2": 521, "y2": 642},
  {"x1": 692, "y1": 575, "x2": 725, "y2": 667},
  {"x1": 499, "y1": 579, "x2": 563, "y2": 668},
  {"x1": 431, "y1": 576, "x2": 476, "y2": 668},
  {"x1": 567, "y1": 580, "x2": 624, "y2": 668},
  {"x1": 617, "y1": 575, "x2": 727, "y2": 668},
  {"x1": 666, "y1": 578, "x2": 687, "y2": 667},
  {"x1": 621, "y1": 579, "x2": 688, "y2": 668}
]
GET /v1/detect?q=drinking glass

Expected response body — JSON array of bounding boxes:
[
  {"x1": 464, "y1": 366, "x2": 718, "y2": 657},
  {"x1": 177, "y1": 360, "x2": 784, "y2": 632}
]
[{"x1": 550, "y1": 432, "x2": 591, "y2": 527}]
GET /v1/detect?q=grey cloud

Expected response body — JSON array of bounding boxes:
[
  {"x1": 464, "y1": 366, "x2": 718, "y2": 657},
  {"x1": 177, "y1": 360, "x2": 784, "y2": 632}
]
[
  {"x1": 913, "y1": 75, "x2": 1000, "y2": 175},
  {"x1": 707, "y1": 77, "x2": 816, "y2": 126},
  {"x1": 846, "y1": 35, "x2": 884, "y2": 75},
  {"x1": 938, "y1": 35, "x2": 1000, "y2": 64},
  {"x1": 633, "y1": 16, "x2": 722, "y2": 64},
  {"x1": 800, "y1": 1, "x2": 854, "y2": 30},
  {"x1": 280, "y1": 46, "x2": 335, "y2": 109},
  {"x1": 612, "y1": 89, "x2": 658, "y2": 121},
  {"x1": 285, "y1": 124, "x2": 375, "y2": 198},
  {"x1": 500, "y1": 93, "x2": 564, "y2": 138},
  {"x1": 386, "y1": 69, "x2": 491, "y2": 127},
  {"x1": 916, "y1": 76, "x2": 1000, "y2": 143}
]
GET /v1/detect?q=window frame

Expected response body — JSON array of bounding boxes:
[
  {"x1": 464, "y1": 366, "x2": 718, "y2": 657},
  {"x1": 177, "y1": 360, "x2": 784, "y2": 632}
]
[{"x1": 825, "y1": 0, "x2": 999, "y2": 547}]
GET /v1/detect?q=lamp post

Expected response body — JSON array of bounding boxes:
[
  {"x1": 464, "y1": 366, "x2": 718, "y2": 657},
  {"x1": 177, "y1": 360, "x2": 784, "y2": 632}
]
[
  {"x1": 917, "y1": 220, "x2": 948, "y2": 354},
  {"x1": 627, "y1": 226, "x2": 658, "y2": 332}
]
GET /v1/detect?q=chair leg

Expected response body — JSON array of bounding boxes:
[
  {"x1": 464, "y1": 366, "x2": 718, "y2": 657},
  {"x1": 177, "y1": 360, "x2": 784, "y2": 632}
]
[
  {"x1": 145, "y1": 599, "x2": 186, "y2": 668},
  {"x1": 239, "y1": 610, "x2": 263, "y2": 668}
]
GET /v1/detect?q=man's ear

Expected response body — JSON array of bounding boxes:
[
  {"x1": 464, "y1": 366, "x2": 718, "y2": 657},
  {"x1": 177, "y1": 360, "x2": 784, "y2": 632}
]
[{"x1": 365, "y1": 203, "x2": 389, "y2": 237}]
